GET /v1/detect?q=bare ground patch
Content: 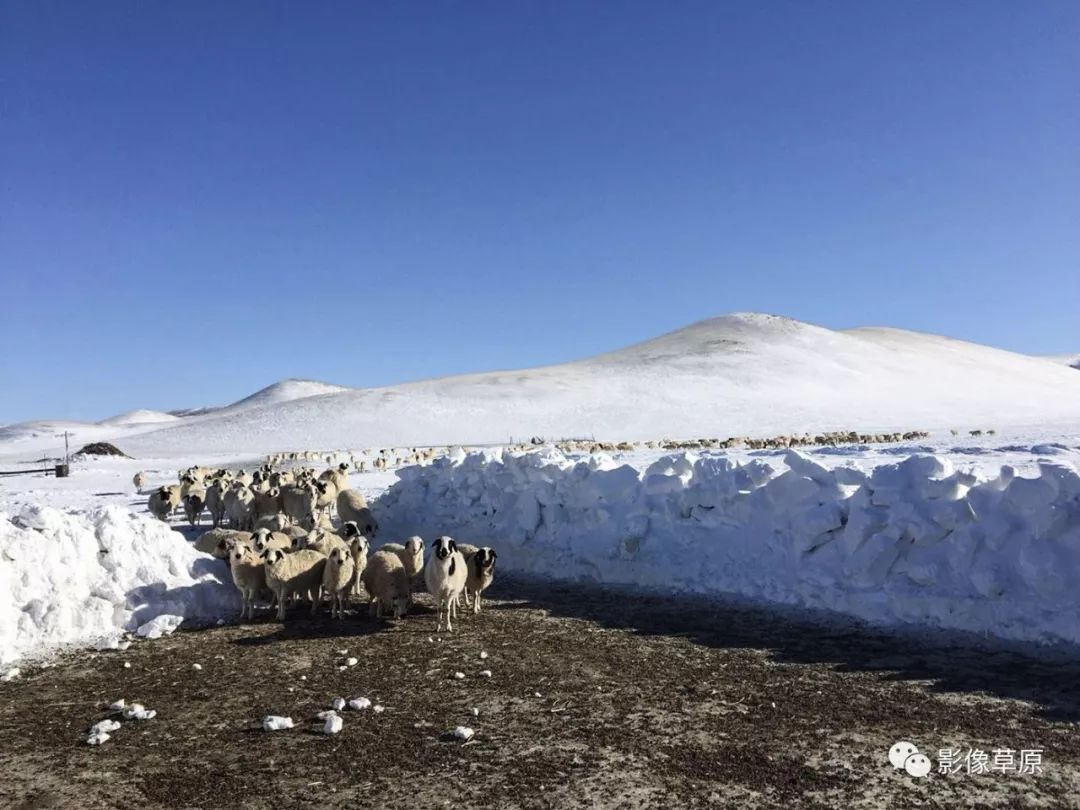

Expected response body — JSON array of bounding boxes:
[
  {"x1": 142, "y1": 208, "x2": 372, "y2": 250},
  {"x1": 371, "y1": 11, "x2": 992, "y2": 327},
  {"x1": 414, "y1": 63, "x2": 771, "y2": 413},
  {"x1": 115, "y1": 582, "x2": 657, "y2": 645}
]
[{"x1": 3, "y1": 579, "x2": 1080, "y2": 809}]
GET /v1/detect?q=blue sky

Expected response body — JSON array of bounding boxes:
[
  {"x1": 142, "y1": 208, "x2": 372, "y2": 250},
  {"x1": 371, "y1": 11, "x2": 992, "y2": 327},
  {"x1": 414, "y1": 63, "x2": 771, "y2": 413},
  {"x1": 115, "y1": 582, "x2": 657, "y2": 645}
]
[{"x1": 2, "y1": 1, "x2": 1077, "y2": 423}]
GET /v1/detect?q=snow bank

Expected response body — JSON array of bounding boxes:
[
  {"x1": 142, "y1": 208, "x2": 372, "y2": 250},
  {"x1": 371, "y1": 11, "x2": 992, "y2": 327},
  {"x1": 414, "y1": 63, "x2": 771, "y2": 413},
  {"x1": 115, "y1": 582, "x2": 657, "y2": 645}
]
[
  {"x1": 0, "y1": 505, "x2": 238, "y2": 664},
  {"x1": 374, "y1": 449, "x2": 1080, "y2": 646}
]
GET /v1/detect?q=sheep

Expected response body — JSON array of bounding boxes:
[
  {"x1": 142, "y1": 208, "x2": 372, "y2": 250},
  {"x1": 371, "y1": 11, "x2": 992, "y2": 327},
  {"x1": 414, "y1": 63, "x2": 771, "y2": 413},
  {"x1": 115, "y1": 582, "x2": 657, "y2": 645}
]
[
  {"x1": 464, "y1": 547, "x2": 497, "y2": 614},
  {"x1": 280, "y1": 482, "x2": 317, "y2": 525},
  {"x1": 336, "y1": 488, "x2": 370, "y2": 525},
  {"x1": 313, "y1": 479, "x2": 338, "y2": 517},
  {"x1": 362, "y1": 551, "x2": 410, "y2": 620},
  {"x1": 133, "y1": 472, "x2": 146, "y2": 493},
  {"x1": 183, "y1": 487, "x2": 207, "y2": 526},
  {"x1": 148, "y1": 485, "x2": 181, "y2": 522},
  {"x1": 325, "y1": 462, "x2": 351, "y2": 490},
  {"x1": 262, "y1": 548, "x2": 327, "y2": 620},
  {"x1": 229, "y1": 542, "x2": 266, "y2": 621},
  {"x1": 423, "y1": 536, "x2": 467, "y2": 632},
  {"x1": 253, "y1": 513, "x2": 290, "y2": 533},
  {"x1": 224, "y1": 484, "x2": 255, "y2": 530},
  {"x1": 252, "y1": 527, "x2": 292, "y2": 556},
  {"x1": 194, "y1": 527, "x2": 251, "y2": 558},
  {"x1": 381, "y1": 536, "x2": 423, "y2": 581},
  {"x1": 205, "y1": 479, "x2": 229, "y2": 527},
  {"x1": 322, "y1": 546, "x2": 356, "y2": 619},
  {"x1": 347, "y1": 533, "x2": 370, "y2": 597},
  {"x1": 252, "y1": 487, "x2": 283, "y2": 519},
  {"x1": 304, "y1": 529, "x2": 349, "y2": 557}
]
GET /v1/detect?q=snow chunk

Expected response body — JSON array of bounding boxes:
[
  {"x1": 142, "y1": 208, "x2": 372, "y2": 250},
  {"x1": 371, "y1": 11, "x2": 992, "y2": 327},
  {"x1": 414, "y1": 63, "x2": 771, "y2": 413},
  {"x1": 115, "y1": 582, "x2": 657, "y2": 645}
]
[
  {"x1": 262, "y1": 715, "x2": 294, "y2": 731},
  {"x1": 0, "y1": 505, "x2": 239, "y2": 665}
]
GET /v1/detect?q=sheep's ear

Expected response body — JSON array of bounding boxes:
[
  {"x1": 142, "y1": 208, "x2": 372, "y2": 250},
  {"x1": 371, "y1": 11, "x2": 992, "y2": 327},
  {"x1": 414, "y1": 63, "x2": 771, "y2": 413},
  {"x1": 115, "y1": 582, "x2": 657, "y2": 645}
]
[
  {"x1": 430, "y1": 538, "x2": 439, "y2": 548},
  {"x1": 491, "y1": 550, "x2": 497, "y2": 559},
  {"x1": 449, "y1": 540, "x2": 457, "y2": 552}
]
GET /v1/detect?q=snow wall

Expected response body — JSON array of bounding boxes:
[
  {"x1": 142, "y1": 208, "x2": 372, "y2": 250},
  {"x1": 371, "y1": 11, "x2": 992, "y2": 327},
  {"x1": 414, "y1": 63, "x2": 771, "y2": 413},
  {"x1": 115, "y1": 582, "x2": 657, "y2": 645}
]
[
  {"x1": 0, "y1": 505, "x2": 238, "y2": 665},
  {"x1": 374, "y1": 449, "x2": 1080, "y2": 646}
]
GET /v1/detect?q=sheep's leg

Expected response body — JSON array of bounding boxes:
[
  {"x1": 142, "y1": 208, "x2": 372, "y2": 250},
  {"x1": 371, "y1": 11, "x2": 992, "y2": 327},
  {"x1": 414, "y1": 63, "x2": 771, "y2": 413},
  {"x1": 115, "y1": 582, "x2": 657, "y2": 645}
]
[
  {"x1": 276, "y1": 590, "x2": 287, "y2": 621},
  {"x1": 474, "y1": 593, "x2": 481, "y2": 614}
]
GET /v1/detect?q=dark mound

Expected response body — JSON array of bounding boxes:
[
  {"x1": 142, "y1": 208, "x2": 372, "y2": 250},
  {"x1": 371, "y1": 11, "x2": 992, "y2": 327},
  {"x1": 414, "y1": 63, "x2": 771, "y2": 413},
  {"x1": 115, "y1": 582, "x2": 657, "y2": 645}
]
[{"x1": 73, "y1": 442, "x2": 131, "y2": 458}]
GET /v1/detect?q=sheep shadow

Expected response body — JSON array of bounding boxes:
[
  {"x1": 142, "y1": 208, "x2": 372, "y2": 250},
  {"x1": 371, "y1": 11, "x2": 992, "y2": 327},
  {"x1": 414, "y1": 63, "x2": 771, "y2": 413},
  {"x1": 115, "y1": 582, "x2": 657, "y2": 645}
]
[
  {"x1": 488, "y1": 576, "x2": 1080, "y2": 723},
  {"x1": 229, "y1": 610, "x2": 407, "y2": 646}
]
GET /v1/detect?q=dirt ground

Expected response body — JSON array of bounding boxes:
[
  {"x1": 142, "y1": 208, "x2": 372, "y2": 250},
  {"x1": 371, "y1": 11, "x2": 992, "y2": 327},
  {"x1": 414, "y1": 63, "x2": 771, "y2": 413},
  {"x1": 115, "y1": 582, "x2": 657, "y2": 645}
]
[{"x1": 3, "y1": 579, "x2": 1080, "y2": 810}]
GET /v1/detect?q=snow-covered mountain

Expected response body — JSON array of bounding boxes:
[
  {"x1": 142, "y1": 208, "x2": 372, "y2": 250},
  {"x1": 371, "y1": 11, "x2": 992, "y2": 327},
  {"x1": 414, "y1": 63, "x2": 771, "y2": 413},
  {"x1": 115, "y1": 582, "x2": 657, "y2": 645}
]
[{"x1": 4, "y1": 313, "x2": 1080, "y2": 459}]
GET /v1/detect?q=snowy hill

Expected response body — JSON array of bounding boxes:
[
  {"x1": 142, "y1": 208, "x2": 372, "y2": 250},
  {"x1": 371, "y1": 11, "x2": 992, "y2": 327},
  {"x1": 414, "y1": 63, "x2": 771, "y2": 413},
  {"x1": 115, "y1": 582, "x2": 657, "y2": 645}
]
[
  {"x1": 4, "y1": 314, "x2": 1080, "y2": 460},
  {"x1": 103, "y1": 313, "x2": 1080, "y2": 458},
  {"x1": 218, "y1": 378, "x2": 354, "y2": 412},
  {"x1": 97, "y1": 409, "x2": 181, "y2": 427}
]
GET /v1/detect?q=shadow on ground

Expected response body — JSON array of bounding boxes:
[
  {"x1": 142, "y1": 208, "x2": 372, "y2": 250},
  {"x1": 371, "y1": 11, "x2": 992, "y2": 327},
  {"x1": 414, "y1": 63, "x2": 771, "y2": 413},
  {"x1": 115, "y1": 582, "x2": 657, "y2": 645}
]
[{"x1": 491, "y1": 576, "x2": 1080, "y2": 723}]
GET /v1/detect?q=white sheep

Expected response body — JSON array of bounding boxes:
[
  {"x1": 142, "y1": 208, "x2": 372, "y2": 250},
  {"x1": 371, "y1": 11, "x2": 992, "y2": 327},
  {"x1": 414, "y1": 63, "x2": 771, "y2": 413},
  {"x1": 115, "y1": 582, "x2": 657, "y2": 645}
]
[
  {"x1": 133, "y1": 472, "x2": 146, "y2": 493},
  {"x1": 322, "y1": 546, "x2": 356, "y2": 619},
  {"x1": 381, "y1": 536, "x2": 423, "y2": 581},
  {"x1": 280, "y1": 482, "x2": 317, "y2": 525},
  {"x1": 313, "y1": 479, "x2": 338, "y2": 517},
  {"x1": 205, "y1": 480, "x2": 229, "y2": 527},
  {"x1": 252, "y1": 487, "x2": 283, "y2": 519},
  {"x1": 336, "y1": 488, "x2": 370, "y2": 525},
  {"x1": 253, "y1": 513, "x2": 289, "y2": 533},
  {"x1": 348, "y1": 534, "x2": 370, "y2": 597},
  {"x1": 463, "y1": 546, "x2": 497, "y2": 614},
  {"x1": 252, "y1": 527, "x2": 292, "y2": 556},
  {"x1": 362, "y1": 551, "x2": 410, "y2": 619},
  {"x1": 229, "y1": 541, "x2": 266, "y2": 621},
  {"x1": 195, "y1": 527, "x2": 252, "y2": 558},
  {"x1": 423, "y1": 536, "x2": 467, "y2": 632},
  {"x1": 148, "y1": 485, "x2": 181, "y2": 522},
  {"x1": 224, "y1": 484, "x2": 255, "y2": 530},
  {"x1": 262, "y1": 548, "x2": 327, "y2": 620},
  {"x1": 183, "y1": 486, "x2": 206, "y2": 526}
]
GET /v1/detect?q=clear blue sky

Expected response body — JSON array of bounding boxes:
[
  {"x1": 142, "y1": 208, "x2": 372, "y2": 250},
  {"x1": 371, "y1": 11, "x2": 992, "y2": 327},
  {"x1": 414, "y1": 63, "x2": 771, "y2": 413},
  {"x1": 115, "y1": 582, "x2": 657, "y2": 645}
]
[{"x1": 2, "y1": 1, "x2": 1077, "y2": 424}]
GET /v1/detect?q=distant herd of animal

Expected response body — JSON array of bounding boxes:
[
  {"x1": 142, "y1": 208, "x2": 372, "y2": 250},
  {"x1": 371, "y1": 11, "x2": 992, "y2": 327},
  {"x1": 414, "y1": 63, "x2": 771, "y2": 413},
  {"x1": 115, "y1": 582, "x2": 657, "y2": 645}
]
[{"x1": 137, "y1": 460, "x2": 494, "y2": 632}]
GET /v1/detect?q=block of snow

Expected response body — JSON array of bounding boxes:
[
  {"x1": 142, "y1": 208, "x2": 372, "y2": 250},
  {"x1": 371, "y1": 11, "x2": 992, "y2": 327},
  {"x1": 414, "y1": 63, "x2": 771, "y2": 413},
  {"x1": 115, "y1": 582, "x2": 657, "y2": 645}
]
[
  {"x1": 323, "y1": 714, "x2": 343, "y2": 735},
  {"x1": 449, "y1": 726, "x2": 475, "y2": 742},
  {"x1": 90, "y1": 719, "x2": 121, "y2": 735},
  {"x1": 331, "y1": 697, "x2": 346, "y2": 711},
  {"x1": 135, "y1": 614, "x2": 184, "y2": 639},
  {"x1": 347, "y1": 697, "x2": 371, "y2": 711},
  {"x1": 262, "y1": 715, "x2": 294, "y2": 731}
]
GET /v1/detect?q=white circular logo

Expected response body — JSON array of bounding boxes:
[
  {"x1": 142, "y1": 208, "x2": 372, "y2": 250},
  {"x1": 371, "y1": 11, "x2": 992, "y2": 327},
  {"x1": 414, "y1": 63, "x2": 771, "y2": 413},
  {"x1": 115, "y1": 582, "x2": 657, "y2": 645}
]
[
  {"x1": 904, "y1": 753, "x2": 932, "y2": 778},
  {"x1": 889, "y1": 741, "x2": 919, "y2": 769}
]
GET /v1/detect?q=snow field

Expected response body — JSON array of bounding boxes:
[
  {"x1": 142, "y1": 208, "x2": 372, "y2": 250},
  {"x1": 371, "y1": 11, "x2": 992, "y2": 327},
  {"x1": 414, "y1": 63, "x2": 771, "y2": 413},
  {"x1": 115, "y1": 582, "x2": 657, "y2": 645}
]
[{"x1": 374, "y1": 447, "x2": 1080, "y2": 646}]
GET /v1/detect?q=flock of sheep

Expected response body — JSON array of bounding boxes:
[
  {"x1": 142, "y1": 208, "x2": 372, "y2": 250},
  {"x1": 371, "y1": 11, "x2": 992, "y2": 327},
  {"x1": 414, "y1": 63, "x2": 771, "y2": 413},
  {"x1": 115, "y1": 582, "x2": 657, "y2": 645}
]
[{"x1": 138, "y1": 461, "x2": 496, "y2": 632}]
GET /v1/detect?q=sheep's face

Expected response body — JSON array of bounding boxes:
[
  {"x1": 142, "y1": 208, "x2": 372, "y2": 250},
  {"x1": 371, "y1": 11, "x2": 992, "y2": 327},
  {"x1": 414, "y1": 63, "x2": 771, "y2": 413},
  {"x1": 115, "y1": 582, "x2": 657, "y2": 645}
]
[
  {"x1": 290, "y1": 535, "x2": 307, "y2": 551},
  {"x1": 253, "y1": 529, "x2": 271, "y2": 553},
  {"x1": 432, "y1": 536, "x2": 456, "y2": 560},
  {"x1": 405, "y1": 537, "x2": 424, "y2": 558},
  {"x1": 330, "y1": 547, "x2": 350, "y2": 566},
  {"x1": 350, "y1": 537, "x2": 369, "y2": 558},
  {"x1": 340, "y1": 521, "x2": 360, "y2": 540},
  {"x1": 262, "y1": 548, "x2": 286, "y2": 565},
  {"x1": 477, "y1": 548, "x2": 497, "y2": 570},
  {"x1": 392, "y1": 596, "x2": 409, "y2": 619},
  {"x1": 338, "y1": 463, "x2": 348, "y2": 473}
]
